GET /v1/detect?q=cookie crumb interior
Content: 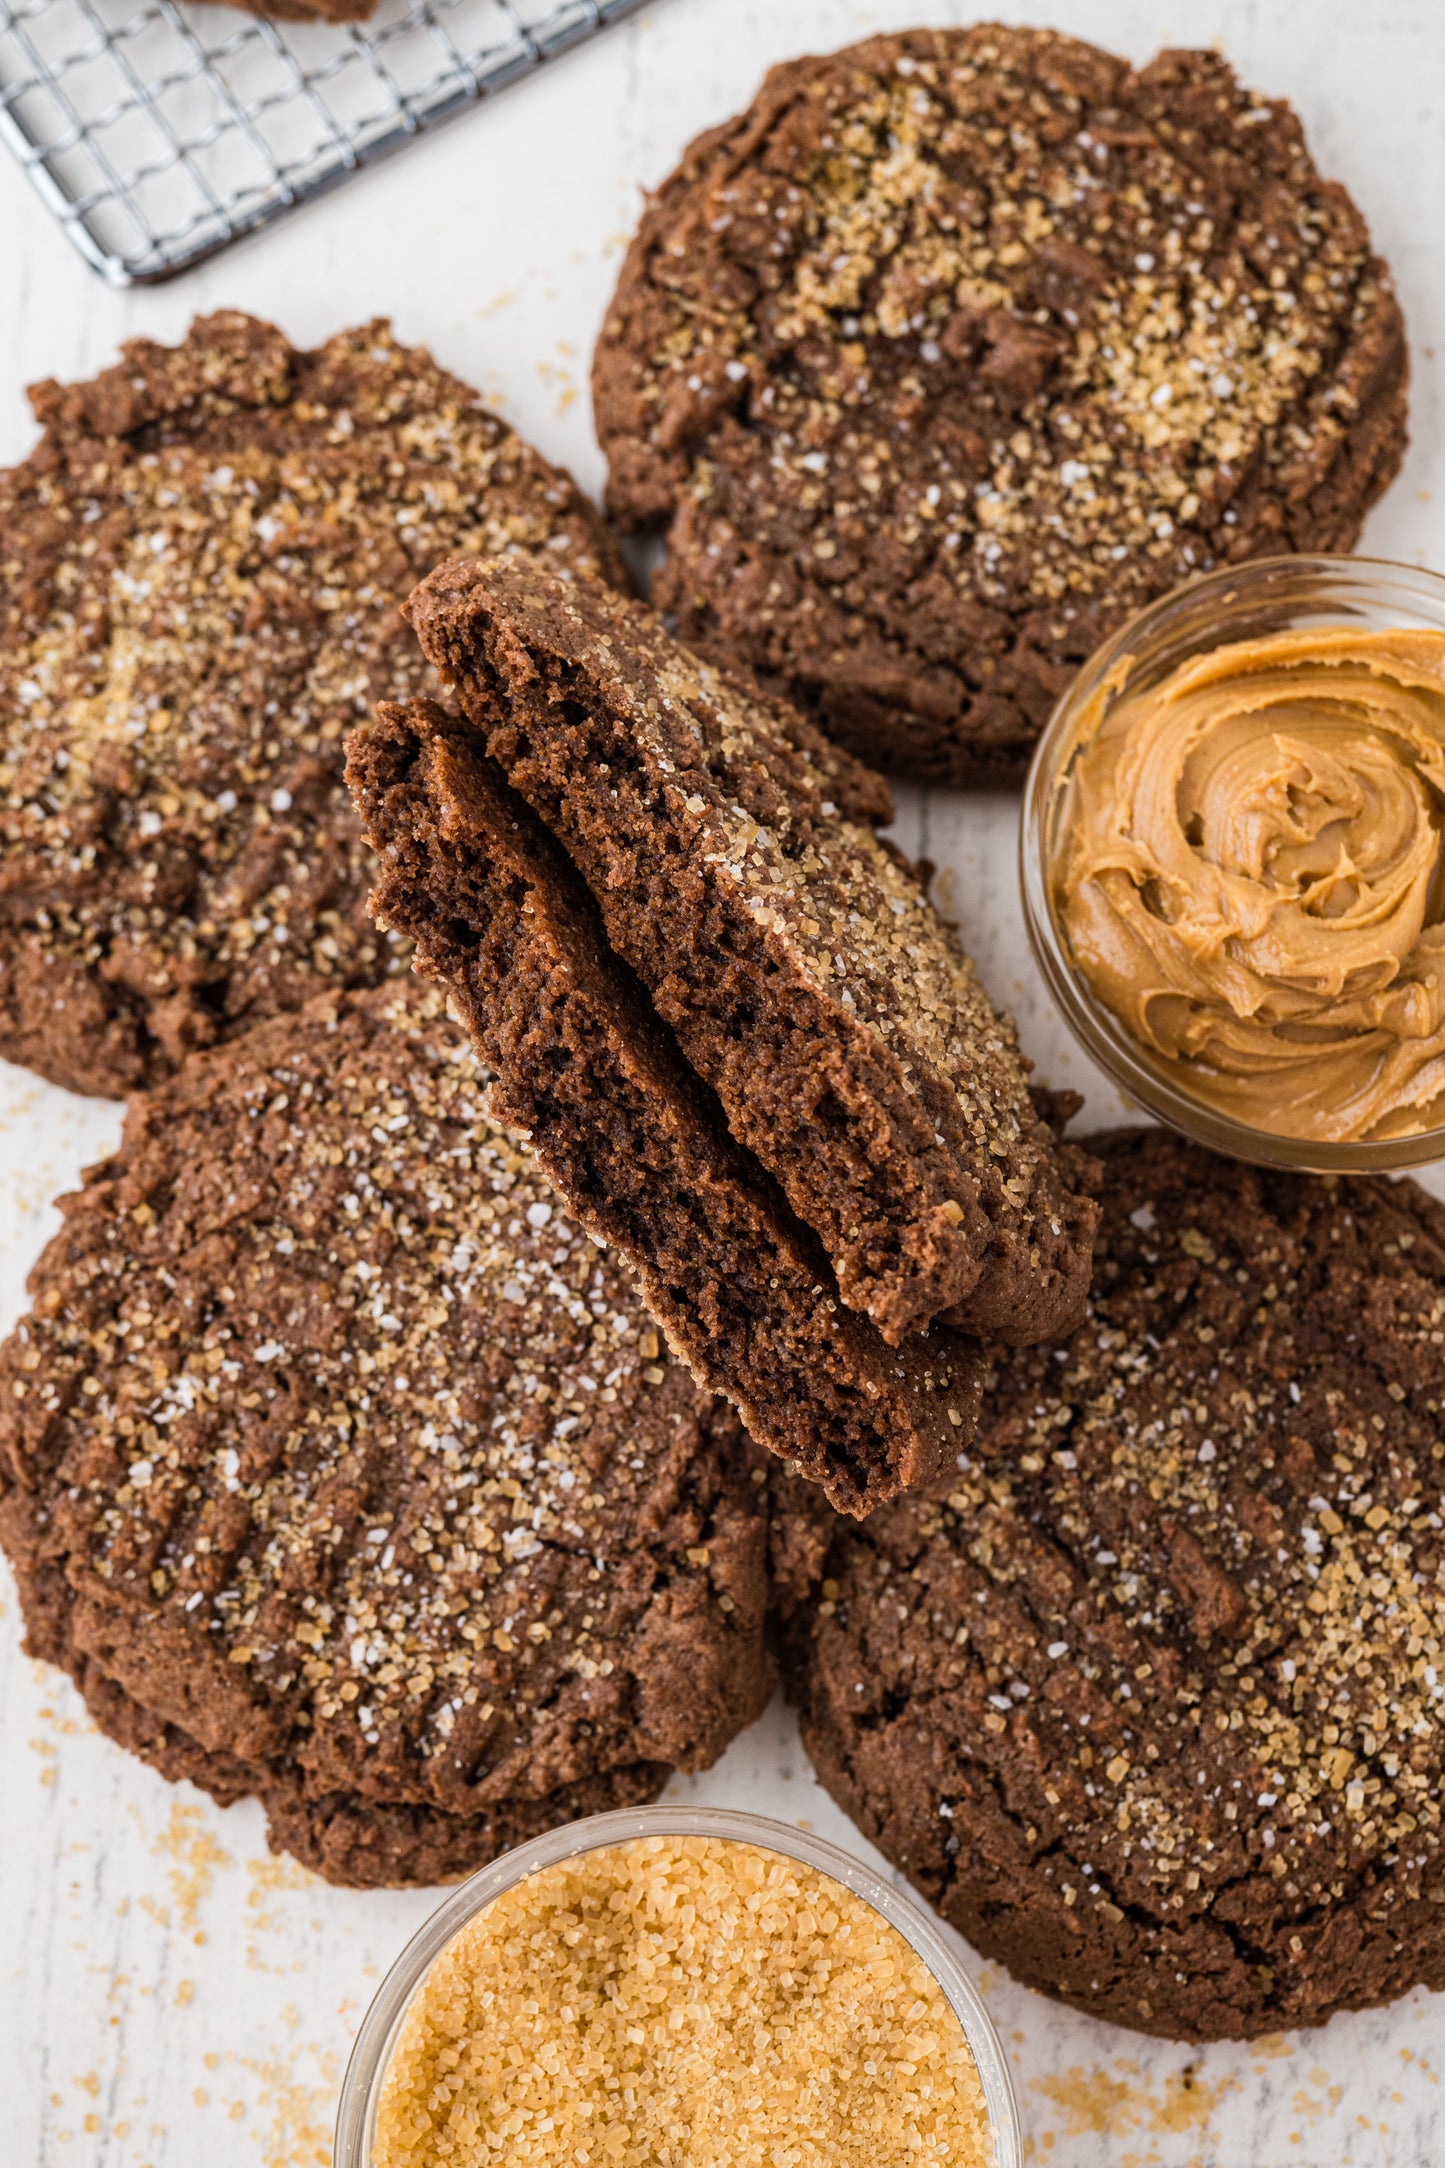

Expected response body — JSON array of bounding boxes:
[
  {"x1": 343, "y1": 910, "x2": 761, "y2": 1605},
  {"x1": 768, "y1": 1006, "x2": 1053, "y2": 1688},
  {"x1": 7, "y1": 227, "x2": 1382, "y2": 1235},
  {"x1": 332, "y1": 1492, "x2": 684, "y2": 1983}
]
[{"x1": 372, "y1": 1834, "x2": 994, "y2": 2167}]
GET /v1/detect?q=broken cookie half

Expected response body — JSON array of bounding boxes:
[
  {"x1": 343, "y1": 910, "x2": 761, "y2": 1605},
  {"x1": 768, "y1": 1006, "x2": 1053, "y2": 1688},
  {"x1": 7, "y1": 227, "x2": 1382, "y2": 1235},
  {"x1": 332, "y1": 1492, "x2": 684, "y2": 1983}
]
[
  {"x1": 397, "y1": 557, "x2": 1098, "y2": 1350},
  {"x1": 347, "y1": 698, "x2": 980, "y2": 1517}
]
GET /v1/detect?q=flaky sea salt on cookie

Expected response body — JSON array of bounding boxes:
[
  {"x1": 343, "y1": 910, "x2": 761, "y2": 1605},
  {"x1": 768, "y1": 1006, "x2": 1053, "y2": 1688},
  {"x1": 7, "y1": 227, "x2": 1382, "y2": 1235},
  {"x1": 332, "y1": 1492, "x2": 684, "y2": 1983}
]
[{"x1": 401, "y1": 556, "x2": 1096, "y2": 1348}]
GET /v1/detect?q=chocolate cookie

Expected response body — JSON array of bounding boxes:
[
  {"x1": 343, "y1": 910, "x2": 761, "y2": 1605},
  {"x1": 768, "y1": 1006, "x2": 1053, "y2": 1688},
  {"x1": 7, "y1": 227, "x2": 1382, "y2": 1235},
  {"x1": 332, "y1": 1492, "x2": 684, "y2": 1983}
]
[
  {"x1": 0, "y1": 982, "x2": 770, "y2": 1886},
  {"x1": 595, "y1": 29, "x2": 1408, "y2": 785},
  {"x1": 0, "y1": 311, "x2": 622, "y2": 1099},
  {"x1": 782, "y1": 1129, "x2": 1445, "y2": 2039},
  {"x1": 56, "y1": 1645, "x2": 667, "y2": 1888},
  {"x1": 348, "y1": 698, "x2": 981, "y2": 1516},
  {"x1": 399, "y1": 557, "x2": 1097, "y2": 1347}
]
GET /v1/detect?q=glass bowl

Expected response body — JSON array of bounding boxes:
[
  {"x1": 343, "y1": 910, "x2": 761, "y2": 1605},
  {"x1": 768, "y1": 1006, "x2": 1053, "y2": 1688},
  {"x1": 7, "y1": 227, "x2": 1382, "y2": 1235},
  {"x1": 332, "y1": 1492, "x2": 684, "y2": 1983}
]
[
  {"x1": 1020, "y1": 553, "x2": 1445, "y2": 1173},
  {"x1": 333, "y1": 1803, "x2": 1023, "y2": 2168}
]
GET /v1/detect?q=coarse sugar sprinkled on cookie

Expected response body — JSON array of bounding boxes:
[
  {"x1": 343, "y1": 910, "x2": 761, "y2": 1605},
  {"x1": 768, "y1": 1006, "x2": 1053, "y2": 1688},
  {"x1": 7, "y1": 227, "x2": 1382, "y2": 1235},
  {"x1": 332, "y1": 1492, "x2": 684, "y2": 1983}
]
[
  {"x1": 568, "y1": 590, "x2": 1036, "y2": 1158},
  {"x1": 698, "y1": 65, "x2": 1341, "y2": 598},
  {"x1": 0, "y1": 311, "x2": 621, "y2": 1098},
  {"x1": 0, "y1": 981, "x2": 770, "y2": 1883},
  {"x1": 784, "y1": 1129, "x2": 1445, "y2": 2040},
  {"x1": 402, "y1": 559, "x2": 1098, "y2": 1348},
  {"x1": 596, "y1": 28, "x2": 1406, "y2": 784}
]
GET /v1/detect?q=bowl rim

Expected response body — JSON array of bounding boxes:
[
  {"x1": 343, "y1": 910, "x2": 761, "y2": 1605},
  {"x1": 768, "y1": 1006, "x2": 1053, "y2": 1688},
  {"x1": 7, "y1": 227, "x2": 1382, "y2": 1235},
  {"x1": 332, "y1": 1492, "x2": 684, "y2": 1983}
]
[
  {"x1": 1020, "y1": 550, "x2": 1445, "y2": 1173},
  {"x1": 332, "y1": 1802, "x2": 1023, "y2": 2168}
]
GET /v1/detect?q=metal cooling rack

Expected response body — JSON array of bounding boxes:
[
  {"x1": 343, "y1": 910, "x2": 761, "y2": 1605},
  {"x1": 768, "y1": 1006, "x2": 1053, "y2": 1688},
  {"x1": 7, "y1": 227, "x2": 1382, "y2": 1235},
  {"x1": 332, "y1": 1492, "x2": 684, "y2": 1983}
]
[{"x1": 0, "y1": 0, "x2": 651, "y2": 283}]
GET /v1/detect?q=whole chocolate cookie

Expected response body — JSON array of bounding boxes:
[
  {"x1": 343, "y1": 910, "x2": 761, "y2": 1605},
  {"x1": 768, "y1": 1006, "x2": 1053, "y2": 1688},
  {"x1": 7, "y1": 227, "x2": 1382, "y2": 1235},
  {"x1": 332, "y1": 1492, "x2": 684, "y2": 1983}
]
[
  {"x1": 0, "y1": 982, "x2": 770, "y2": 1886},
  {"x1": 400, "y1": 557, "x2": 1097, "y2": 1348},
  {"x1": 595, "y1": 29, "x2": 1407, "y2": 785},
  {"x1": 783, "y1": 1129, "x2": 1445, "y2": 2039},
  {"x1": 0, "y1": 311, "x2": 621, "y2": 1099}
]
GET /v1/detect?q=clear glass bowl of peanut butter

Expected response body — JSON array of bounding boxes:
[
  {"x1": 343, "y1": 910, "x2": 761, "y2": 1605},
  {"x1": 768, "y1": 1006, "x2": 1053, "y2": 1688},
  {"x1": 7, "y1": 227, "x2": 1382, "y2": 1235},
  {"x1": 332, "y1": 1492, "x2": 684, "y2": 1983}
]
[{"x1": 1022, "y1": 553, "x2": 1445, "y2": 1171}]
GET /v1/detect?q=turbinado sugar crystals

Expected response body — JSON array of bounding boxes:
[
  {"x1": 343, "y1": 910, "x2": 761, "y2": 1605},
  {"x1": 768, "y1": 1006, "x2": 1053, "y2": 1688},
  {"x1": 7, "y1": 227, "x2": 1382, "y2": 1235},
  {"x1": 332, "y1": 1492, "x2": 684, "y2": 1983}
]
[
  {"x1": 372, "y1": 1834, "x2": 995, "y2": 2166},
  {"x1": 372, "y1": 1835, "x2": 993, "y2": 2166}
]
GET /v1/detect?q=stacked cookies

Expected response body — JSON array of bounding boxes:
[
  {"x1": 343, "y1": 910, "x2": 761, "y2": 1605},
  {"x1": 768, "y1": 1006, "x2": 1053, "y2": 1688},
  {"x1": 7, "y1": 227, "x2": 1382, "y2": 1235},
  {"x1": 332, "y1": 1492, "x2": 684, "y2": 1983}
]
[
  {"x1": 1, "y1": 22, "x2": 1440, "y2": 2058},
  {"x1": 0, "y1": 312, "x2": 774, "y2": 1886},
  {"x1": 0, "y1": 982, "x2": 771, "y2": 1886}
]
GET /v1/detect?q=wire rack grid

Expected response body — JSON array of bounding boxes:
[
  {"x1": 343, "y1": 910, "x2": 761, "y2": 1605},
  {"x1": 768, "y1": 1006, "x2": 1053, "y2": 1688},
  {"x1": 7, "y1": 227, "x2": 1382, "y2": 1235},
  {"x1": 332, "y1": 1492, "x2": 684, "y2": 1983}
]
[{"x1": 0, "y1": 0, "x2": 653, "y2": 284}]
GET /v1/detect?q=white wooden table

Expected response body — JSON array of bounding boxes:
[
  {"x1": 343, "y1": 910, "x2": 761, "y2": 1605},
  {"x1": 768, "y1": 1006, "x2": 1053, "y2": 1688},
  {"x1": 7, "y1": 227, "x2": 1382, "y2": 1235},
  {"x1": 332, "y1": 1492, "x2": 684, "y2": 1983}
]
[{"x1": 3, "y1": 2, "x2": 1444, "y2": 2161}]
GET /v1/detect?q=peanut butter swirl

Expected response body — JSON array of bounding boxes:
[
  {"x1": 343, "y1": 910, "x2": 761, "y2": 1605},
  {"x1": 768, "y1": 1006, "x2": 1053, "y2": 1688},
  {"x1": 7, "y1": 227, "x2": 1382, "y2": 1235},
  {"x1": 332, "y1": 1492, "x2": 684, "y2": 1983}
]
[{"x1": 1055, "y1": 626, "x2": 1445, "y2": 1143}]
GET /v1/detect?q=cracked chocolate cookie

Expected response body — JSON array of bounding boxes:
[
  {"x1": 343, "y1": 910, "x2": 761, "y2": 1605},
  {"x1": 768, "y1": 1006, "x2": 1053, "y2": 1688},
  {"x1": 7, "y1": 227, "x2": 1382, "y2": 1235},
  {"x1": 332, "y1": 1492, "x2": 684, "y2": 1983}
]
[
  {"x1": 594, "y1": 28, "x2": 1408, "y2": 785},
  {"x1": 782, "y1": 1128, "x2": 1445, "y2": 2039},
  {"x1": 0, "y1": 311, "x2": 621, "y2": 1099},
  {"x1": 397, "y1": 557, "x2": 1097, "y2": 1349},
  {"x1": 0, "y1": 981, "x2": 770, "y2": 1886},
  {"x1": 348, "y1": 696, "x2": 981, "y2": 1516}
]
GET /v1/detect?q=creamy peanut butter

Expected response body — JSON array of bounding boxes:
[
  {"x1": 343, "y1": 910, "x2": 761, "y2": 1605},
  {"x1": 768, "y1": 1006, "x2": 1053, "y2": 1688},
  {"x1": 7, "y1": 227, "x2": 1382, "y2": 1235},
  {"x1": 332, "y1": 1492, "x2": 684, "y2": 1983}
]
[{"x1": 1054, "y1": 625, "x2": 1445, "y2": 1143}]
